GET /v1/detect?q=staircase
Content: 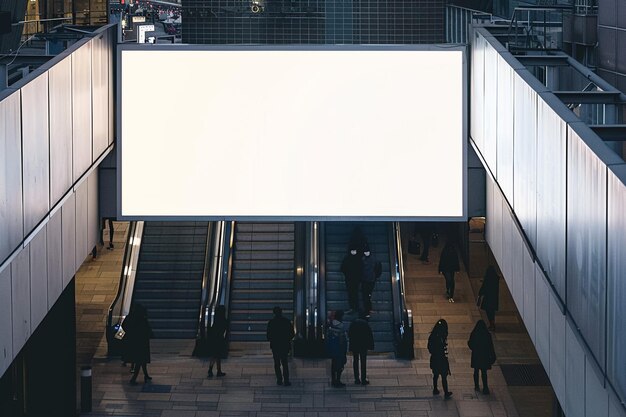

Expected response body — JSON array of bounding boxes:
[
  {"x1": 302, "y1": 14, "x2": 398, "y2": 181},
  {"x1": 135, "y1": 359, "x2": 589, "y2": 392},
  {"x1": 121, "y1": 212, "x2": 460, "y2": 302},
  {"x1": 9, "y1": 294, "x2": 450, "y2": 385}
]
[
  {"x1": 324, "y1": 222, "x2": 395, "y2": 352},
  {"x1": 132, "y1": 222, "x2": 208, "y2": 339},
  {"x1": 229, "y1": 222, "x2": 295, "y2": 343}
]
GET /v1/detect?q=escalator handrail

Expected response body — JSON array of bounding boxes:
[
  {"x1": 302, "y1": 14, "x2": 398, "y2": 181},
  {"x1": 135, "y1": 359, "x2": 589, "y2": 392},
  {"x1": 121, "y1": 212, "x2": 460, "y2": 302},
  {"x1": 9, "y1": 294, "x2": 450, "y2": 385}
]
[
  {"x1": 292, "y1": 222, "x2": 306, "y2": 340},
  {"x1": 391, "y1": 222, "x2": 413, "y2": 346},
  {"x1": 196, "y1": 222, "x2": 215, "y2": 339},
  {"x1": 106, "y1": 221, "x2": 145, "y2": 335},
  {"x1": 317, "y1": 222, "x2": 326, "y2": 339}
]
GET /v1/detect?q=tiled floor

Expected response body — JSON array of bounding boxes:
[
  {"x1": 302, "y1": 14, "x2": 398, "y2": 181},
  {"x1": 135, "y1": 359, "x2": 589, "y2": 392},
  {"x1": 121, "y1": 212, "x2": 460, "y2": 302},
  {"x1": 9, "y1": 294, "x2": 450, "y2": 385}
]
[{"x1": 75, "y1": 223, "x2": 553, "y2": 417}]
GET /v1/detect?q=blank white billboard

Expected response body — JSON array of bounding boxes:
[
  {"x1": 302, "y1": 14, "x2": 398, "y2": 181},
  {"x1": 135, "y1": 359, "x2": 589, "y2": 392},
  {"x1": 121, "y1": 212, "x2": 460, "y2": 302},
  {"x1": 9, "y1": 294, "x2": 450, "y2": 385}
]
[{"x1": 119, "y1": 46, "x2": 465, "y2": 219}]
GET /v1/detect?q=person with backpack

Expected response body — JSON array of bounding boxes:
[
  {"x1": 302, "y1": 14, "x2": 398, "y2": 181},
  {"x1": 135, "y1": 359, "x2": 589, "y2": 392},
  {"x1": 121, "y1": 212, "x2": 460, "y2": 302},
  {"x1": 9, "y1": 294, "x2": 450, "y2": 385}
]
[
  {"x1": 361, "y1": 244, "x2": 382, "y2": 318},
  {"x1": 326, "y1": 310, "x2": 348, "y2": 387},
  {"x1": 467, "y1": 320, "x2": 496, "y2": 394},
  {"x1": 428, "y1": 319, "x2": 452, "y2": 399},
  {"x1": 348, "y1": 312, "x2": 374, "y2": 385},
  {"x1": 477, "y1": 266, "x2": 500, "y2": 331},
  {"x1": 266, "y1": 306, "x2": 295, "y2": 386}
]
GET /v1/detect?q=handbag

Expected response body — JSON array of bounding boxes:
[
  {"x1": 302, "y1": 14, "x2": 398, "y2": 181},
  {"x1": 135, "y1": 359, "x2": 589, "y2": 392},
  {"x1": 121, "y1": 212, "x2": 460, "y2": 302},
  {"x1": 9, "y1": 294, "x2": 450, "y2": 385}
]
[{"x1": 114, "y1": 325, "x2": 126, "y2": 340}]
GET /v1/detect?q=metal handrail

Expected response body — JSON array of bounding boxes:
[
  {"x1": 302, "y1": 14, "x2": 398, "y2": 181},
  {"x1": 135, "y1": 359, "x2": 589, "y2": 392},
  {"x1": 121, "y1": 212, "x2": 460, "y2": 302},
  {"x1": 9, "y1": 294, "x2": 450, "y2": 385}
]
[
  {"x1": 195, "y1": 222, "x2": 215, "y2": 340},
  {"x1": 293, "y1": 222, "x2": 306, "y2": 340},
  {"x1": 391, "y1": 222, "x2": 413, "y2": 359},
  {"x1": 315, "y1": 222, "x2": 324, "y2": 340},
  {"x1": 106, "y1": 221, "x2": 144, "y2": 351}
]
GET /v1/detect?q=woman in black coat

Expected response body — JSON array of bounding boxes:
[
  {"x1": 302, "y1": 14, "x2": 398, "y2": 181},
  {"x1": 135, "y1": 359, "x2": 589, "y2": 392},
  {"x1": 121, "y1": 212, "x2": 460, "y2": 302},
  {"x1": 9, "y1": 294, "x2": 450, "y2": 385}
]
[
  {"x1": 468, "y1": 320, "x2": 496, "y2": 394},
  {"x1": 438, "y1": 241, "x2": 460, "y2": 302},
  {"x1": 207, "y1": 305, "x2": 228, "y2": 377},
  {"x1": 427, "y1": 319, "x2": 452, "y2": 399},
  {"x1": 478, "y1": 266, "x2": 500, "y2": 331},
  {"x1": 123, "y1": 303, "x2": 153, "y2": 385}
]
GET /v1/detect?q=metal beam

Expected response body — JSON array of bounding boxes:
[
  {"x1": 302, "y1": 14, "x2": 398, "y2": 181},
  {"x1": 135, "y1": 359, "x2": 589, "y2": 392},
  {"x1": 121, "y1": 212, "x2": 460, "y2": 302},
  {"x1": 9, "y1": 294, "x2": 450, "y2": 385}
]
[
  {"x1": 0, "y1": 55, "x2": 54, "y2": 66},
  {"x1": 554, "y1": 91, "x2": 624, "y2": 104},
  {"x1": 589, "y1": 125, "x2": 626, "y2": 141},
  {"x1": 517, "y1": 55, "x2": 569, "y2": 67}
]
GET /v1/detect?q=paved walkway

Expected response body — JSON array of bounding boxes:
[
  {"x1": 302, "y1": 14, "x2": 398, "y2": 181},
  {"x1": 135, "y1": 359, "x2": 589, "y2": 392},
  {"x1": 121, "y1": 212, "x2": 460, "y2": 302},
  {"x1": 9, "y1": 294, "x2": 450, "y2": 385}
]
[{"x1": 75, "y1": 223, "x2": 552, "y2": 417}]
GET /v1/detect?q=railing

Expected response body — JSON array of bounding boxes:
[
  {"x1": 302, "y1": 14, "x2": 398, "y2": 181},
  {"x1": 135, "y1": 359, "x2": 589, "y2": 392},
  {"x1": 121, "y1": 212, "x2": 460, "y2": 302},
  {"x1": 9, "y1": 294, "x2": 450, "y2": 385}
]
[
  {"x1": 292, "y1": 222, "x2": 306, "y2": 351},
  {"x1": 20, "y1": 16, "x2": 73, "y2": 38},
  {"x1": 507, "y1": 6, "x2": 566, "y2": 51},
  {"x1": 300, "y1": 221, "x2": 323, "y2": 356},
  {"x1": 195, "y1": 222, "x2": 215, "y2": 341},
  {"x1": 445, "y1": 4, "x2": 499, "y2": 44},
  {"x1": 389, "y1": 223, "x2": 413, "y2": 359},
  {"x1": 106, "y1": 221, "x2": 144, "y2": 355}
]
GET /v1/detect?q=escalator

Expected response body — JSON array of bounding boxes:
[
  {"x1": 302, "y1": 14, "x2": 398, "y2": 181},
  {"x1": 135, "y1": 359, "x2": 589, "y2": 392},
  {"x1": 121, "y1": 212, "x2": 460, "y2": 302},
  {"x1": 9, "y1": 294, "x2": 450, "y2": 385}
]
[
  {"x1": 323, "y1": 222, "x2": 397, "y2": 353},
  {"x1": 131, "y1": 222, "x2": 209, "y2": 338},
  {"x1": 228, "y1": 222, "x2": 297, "y2": 343}
]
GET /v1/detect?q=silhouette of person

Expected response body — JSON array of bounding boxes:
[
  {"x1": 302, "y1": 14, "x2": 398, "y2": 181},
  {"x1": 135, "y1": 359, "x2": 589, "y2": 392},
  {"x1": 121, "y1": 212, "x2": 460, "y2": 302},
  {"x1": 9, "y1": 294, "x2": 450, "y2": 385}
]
[
  {"x1": 478, "y1": 266, "x2": 500, "y2": 331},
  {"x1": 122, "y1": 303, "x2": 153, "y2": 385},
  {"x1": 266, "y1": 306, "x2": 294, "y2": 386},
  {"x1": 326, "y1": 310, "x2": 348, "y2": 388},
  {"x1": 467, "y1": 320, "x2": 496, "y2": 394},
  {"x1": 207, "y1": 305, "x2": 227, "y2": 377},
  {"x1": 341, "y1": 246, "x2": 362, "y2": 313},
  {"x1": 428, "y1": 319, "x2": 452, "y2": 399},
  {"x1": 361, "y1": 244, "x2": 381, "y2": 317},
  {"x1": 348, "y1": 311, "x2": 374, "y2": 385},
  {"x1": 438, "y1": 241, "x2": 460, "y2": 302}
]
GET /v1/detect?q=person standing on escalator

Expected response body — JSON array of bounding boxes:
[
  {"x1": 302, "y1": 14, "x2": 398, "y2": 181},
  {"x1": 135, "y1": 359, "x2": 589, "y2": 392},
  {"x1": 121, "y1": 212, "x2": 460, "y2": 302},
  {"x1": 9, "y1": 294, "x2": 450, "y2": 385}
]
[
  {"x1": 341, "y1": 246, "x2": 362, "y2": 313},
  {"x1": 361, "y1": 244, "x2": 381, "y2": 318}
]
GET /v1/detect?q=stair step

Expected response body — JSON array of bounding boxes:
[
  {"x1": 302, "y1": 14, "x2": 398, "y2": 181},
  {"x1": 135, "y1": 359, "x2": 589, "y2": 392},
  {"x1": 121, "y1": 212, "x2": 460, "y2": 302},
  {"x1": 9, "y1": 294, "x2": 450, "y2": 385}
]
[
  {"x1": 235, "y1": 232, "x2": 295, "y2": 242},
  {"x1": 233, "y1": 241, "x2": 295, "y2": 251},
  {"x1": 229, "y1": 310, "x2": 294, "y2": 321},
  {"x1": 232, "y1": 270, "x2": 294, "y2": 280},
  {"x1": 135, "y1": 260, "x2": 204, "y2": 271},
  {"x1": 232, "y1": 280, "x2": 294, "y2": 290},
  {"x1": 234, "y1": 250, "x2": 295, "y2": 261},
  {"x1": 135, "y1": 279, "x2": 203, "y2": 290},
  {"x1": 236, "y1": 223, "x2": 295, "y2": 233},
  {"x1": 231, "y1": 289, "x2": 293, "y2": 300},
  {"x1": 152, "y1": 329, "x2": 198, "y2": 339},
  {"x1": 233, "y1": 260, "x2": 294, "y2": 270}
]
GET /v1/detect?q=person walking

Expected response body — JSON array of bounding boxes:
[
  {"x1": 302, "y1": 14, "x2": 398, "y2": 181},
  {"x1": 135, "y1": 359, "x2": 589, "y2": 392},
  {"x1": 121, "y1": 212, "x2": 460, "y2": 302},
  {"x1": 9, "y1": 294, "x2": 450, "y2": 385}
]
[
  {"x1": 341, "y1": 246, "x2": 362, "y2": 313},
  {"x1": 428, "y1": 319, "x2": 452, "y2": 399},
  {"x1": 467, "y1": 320, "x2": 496, "y2": 394},
  {"x1": 207, "y1": 305, "x2": 228, "y2": 377},
  {"x1": 477, "y1": 266, "x2": 500, "y2": 331},
  {"x1": 326, "y1": 310, "x2": 348, "y2": 387},
  {"x1": 361, "y1": 244, "x2": 381, "y2": 318},
  {"x1": 348, "y1": 311, "x2": 374, "y2": 385},
  {"x1": 266, "y1": 306, "x2": 295, "y2": 386},
  {"x1": 438, "y1": 241, "x2": 460, "y2": 303},
  {"x1": 122, "y1": 303, "x2": 153, "y2": 385}
]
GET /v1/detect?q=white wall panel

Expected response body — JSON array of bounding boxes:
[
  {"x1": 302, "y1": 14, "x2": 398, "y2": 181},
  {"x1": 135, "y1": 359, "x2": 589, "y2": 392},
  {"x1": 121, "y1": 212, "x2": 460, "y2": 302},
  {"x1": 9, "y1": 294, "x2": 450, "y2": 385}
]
[
  {"x1": 0, "y1": 264, "x2": 12, "y2": 377},
  {"x1": 500, "y1": 201, "x2": 513, "y2": 287},
  {"x1": 513, "y1": 73, "x2": 537, "y2": 248},
  {"x1": 61, "y1": 194, "x2": 76, "y2": 288},
  {"x1": 483, "y1": 42, "x2": 498, "y2": 170},
  {"x1": 92, "y1": 36, "x2": 109, "y2": 159},
  {"x1": 106, "y1": 30, "x2": 114, "y2": 145},
  {"x1": 11, "y1": 248, "x2": 30, "y2": 355},
  {"x1": 496, "y1": 54, "x2": 514, "y2": 199},
  {"x1": 586, "y1": 358, "x2": 609, "y2": 417},
  {"x1": 510, "y1": 224, "x2": 525, "y2": 314},
  {"x1": 607, "y1": 165, "x2": 626, "y2": 404},
  {"x1": 75, "y1": 181, "x2": 89, "y2": 269},
  {"x1": 28, "y1": 229, "x2": 48, "y2": 333},
  {"x1": 49, "y1": 56, "x2": 74, "y2": 207},
  {"x1": 72, "y1": 42, "x2": 93, "y2": 181},
  {"x1": 471, "y1": 31, "x2": 485, "y2": 150},
  {"x1": 0, "y1": 92, "x2": 23, "y2": 264},
  {"x1": 486, "y1": 176, "x2": 495, "y2": 248},
  {"x1": 609, "y1": 396, "x2": 626, "y2": 417},
  {"x1": 567, "y1": 125, "x2": 607, "y2": 366},
  {"x1": 550, "y1": 292, "x2": 566, "y2": 401},
  {"x1": 21, "y1": 74, "x2": 50, "y2": 235},
  {"x1": 46, "y1": 210, "x2": 63, "y2": 309},
  {"x1": 535, "y1": 268, "x2": 551, "y2": 367},
  {"x1": 492, "y1": 181, "x2": 504, "y2": 263},
  {"x1": 536, "y1": 97, "x2": 567, "y2": 300},
  {"x1": 566, "y1": 322, "x2": 586, "y2": 417},
  {"x1": 523, "y1": 261, "x2": 537, "y2": 343},
  {"x1": 88, "y1": 171, "x2": 99, "y2": 253}
]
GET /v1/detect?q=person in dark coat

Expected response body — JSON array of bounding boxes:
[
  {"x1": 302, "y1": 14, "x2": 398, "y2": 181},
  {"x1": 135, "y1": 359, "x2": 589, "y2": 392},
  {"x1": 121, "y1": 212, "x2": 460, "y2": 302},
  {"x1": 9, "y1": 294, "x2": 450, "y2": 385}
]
[
  {"x1": 438, "y1": 241, "x2": 460, "y2": 303},
  {"x1": 428, "y1": 319, "x2": 452, "y2": 398},
  {"x1": 478, "y1": 266, "x2": 500, "y2": 331},
  {"x1": 348, "y1": 226, "x2": 368, "y2": 254},
  {"x1": 341, "y1": 246, "x2": 362, "y2": 313},
  {"x1": 415, "y1": 222, "x2": 432, "y2": 264},
  {"x1": 348, "y1": 312, "x2": 374, "y2": 385},
  {"x1": 467, "y1": 320, "x2": 496, "y2": 394},
  {"x1": 123, "y1": 303, "x2": 153, "y2": 385},
  {"x1": 266, "y1": 306, "x2": 295, "y2": 386},
  {"x1": 326, "y1": 310, "x2": 348, "y2": 387},
  {"x1": 361, "y1": 244, "x2": 380, "y2": 317},
  {"x1": 207, "y1": 305, "x2": 228, "y2": 377}
]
